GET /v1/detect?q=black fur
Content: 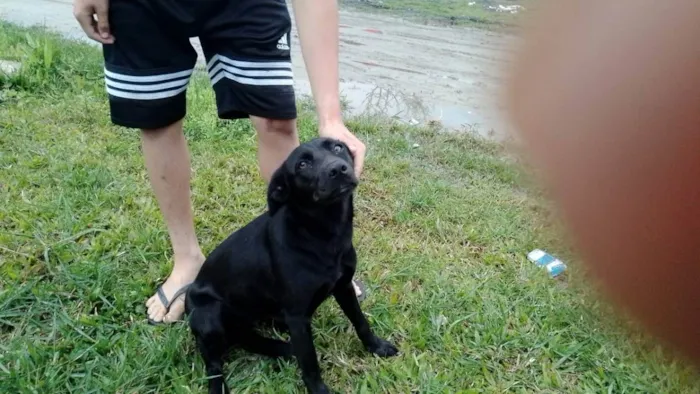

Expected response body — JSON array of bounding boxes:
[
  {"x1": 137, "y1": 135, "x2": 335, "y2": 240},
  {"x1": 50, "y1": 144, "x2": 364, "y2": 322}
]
[{"x1": 185, "y1": 137, "x2": 398, "y2": 394}]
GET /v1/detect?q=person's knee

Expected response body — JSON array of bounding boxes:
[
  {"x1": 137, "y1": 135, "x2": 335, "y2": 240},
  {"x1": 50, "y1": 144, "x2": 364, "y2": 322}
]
[
  {"x1": 140, "y1": 119, "x2": 184, "y2": 141},
  {"x1": 255, "y1": 118, "x2": 296, "y2": 138}
]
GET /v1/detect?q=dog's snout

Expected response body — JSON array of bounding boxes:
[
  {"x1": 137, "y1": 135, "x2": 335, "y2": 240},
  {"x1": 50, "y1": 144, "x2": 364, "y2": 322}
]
[{"x1": 328, "y1": 162, "x2": 349, "y2": 178}]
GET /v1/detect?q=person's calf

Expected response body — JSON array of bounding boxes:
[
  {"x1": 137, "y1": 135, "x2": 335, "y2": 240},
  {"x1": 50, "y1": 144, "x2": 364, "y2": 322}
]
[{"x1": 250, "y1": 116, "x2": 298, "y2": 182}]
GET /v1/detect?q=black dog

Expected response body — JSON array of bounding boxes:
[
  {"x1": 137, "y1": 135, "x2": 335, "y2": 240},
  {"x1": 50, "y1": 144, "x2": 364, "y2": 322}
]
[{"x1": 185, "y1": 137, "x2": 398, "y2": 394}]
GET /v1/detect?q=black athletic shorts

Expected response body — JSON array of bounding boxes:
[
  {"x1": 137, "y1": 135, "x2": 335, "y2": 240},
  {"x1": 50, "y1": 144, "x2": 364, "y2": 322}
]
[{"x1": 103, "y1": 0, "x2": 296, "y2": 129}]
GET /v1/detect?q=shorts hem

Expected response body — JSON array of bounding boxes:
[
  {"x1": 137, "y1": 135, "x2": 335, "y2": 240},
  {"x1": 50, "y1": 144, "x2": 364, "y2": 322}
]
[
  {"x1": 218, "y1": 107, "x2": 297, "y2": 121},
  {"x1": 110, "y1": 113, "x2": 186, "y2": 130}
]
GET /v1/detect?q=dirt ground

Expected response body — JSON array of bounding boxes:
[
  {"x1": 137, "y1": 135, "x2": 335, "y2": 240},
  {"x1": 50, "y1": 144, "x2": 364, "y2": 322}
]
[{"x1": 0, "y1": 0, "x2": 518, "y2": 138}]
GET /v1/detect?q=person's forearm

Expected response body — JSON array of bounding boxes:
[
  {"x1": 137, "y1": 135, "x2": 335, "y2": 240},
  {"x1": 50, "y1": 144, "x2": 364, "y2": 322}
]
[{"x1": 291, "y1": 0, "x2": 342, "y2": 127}]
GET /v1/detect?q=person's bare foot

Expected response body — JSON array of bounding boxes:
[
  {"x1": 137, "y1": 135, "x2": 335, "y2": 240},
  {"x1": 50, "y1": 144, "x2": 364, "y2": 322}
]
[{"x1": 146, "y1": 252, "x2": 205, "y2": 323}]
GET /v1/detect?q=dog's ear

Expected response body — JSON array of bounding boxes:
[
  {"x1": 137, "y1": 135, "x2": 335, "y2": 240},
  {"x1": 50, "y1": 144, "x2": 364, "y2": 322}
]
[{"x1": 267, "y1": 165, "x2": 290, "y2": 215}]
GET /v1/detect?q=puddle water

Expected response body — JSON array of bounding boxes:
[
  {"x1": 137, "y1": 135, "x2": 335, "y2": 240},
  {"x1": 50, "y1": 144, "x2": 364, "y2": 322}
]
[
  {"x1": 436, "y1": 105, "x2": 487, "y2": 131},
  {"x1": 295, "y1": 79, "x2": 501, "y2": 138}
]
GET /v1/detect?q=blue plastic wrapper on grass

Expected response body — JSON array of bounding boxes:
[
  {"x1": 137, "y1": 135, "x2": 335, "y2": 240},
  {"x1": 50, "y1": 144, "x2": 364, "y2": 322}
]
[{"x1": 527, "y1": 249, "x2": 567, "y2": 278}]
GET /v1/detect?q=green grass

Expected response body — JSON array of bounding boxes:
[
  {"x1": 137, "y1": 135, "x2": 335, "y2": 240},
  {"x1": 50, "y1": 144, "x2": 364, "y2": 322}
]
[
  {"x1": 1, "y1": 21, "x2": 698, "y2": 393},
  {"x1": 340, "y1": 0, "x2": 533, "y2": 28}
]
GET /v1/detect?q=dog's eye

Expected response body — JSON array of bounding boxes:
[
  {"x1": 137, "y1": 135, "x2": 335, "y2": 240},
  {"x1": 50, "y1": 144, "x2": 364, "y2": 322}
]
[
  {"x1": 332, "y1": 144, "x2": 343, "y2": 154},
  {"x1": 297, "y1": 161, "x2": 309, "y2": 170}
]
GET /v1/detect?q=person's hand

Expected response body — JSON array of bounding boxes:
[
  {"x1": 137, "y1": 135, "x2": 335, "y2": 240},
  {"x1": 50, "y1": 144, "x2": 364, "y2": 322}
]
[
  {"x1": 73, "y1": 0, "x2": 115, "y2": 44},
  {"x1": 319, "y1": 121, "x2": 366, "y2": 178}
]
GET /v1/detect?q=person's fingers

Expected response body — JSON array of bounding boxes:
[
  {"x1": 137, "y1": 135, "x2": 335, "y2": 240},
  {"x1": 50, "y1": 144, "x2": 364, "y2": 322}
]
[
  {"x1": 73, "y1": 7, "x2": 112, "y2": 44},
  {"x1": 95, "y1": 2, "x2": 114, "y2": 43},
  {"x1": 73, "y1": 4, "x2": 97, "y2": 38},
  {"x1": 352, "y1": 142, "x2": 366, "y2": 177},
  {"x1": 321, "y1": 125, "x2": 366, "y2": 177}
]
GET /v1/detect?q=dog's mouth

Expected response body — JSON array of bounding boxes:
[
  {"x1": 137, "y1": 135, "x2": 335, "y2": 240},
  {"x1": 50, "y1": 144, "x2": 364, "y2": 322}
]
[
  {"x1": 313, "y1": 183, "x2": 357, "y2": 202},
  {"x1": 337, "y1": 183, "x2": 357, "y2": 194}
]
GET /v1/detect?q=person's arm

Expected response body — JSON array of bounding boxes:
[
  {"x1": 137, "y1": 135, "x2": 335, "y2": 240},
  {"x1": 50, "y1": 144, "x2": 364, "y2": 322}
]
[
  {"x1": 508, "y1": 0, "x2": 700, "y2": 365},
  {"x1": 291, "y1": 0, "x2": 366, "y2": 177}
]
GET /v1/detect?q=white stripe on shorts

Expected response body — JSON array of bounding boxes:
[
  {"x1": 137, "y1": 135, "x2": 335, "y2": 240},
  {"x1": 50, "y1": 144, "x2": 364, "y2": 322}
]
[
  {"x1": 207, "y1": 63, "x2": 294, "y2": 80},
  {"x1": 206, "y1": 54, "x2": 293, "y2": 72},
  {"x1": 104, "y1": 68, "x2": 193, "y2": 83},
  {"x1": 106, "y1": 85, "x2": 189, "y2": 100},
  {"x1": 104, "y1": 67, "x2": 193, "y2": 100},
  {"x1": 105, "y1": 77, "x2": 189, "y2": 92},
  {"x1": 206, "y1": 55, "x2": 294, "y2": 87},
  {"x1": 209, "y1": 70, "x2": 294, "y2": 86}
]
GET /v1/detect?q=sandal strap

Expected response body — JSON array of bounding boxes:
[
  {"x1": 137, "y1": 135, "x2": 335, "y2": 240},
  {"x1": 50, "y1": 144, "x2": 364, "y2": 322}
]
[
  {"x1": 166, "y1": 284, "x2": 191, "y2": 309},
  {"x1": 155, "y1": 286, "x2": 169, "y2": 308},
  {"x1": 154, "y1": 284, "x2": 191, "y2": 309}
]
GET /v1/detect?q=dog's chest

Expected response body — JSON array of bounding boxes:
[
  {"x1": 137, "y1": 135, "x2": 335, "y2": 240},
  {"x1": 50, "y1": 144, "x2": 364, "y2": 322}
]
[
  {"x1": 312, "y1": 255, "x2": 344, "y2": 284},
  {"x1": 310, "y1": 270, "x2": 344, "y2": 312},
  {"x1": 330, "y1": 252, "x2": 349, "y2": 281},
  {"x1": 312, "y1": 255, "x2": 346, "y2": 295}
]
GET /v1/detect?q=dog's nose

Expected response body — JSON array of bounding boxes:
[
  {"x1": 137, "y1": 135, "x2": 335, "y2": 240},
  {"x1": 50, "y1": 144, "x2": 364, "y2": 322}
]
[{"x1": 328, "y1": 163, "x2": 349, "y2": 178}]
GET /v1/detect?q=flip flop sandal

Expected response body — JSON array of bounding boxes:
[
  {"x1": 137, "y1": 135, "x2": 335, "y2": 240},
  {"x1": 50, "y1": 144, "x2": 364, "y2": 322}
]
[
  {"x1": 353, "y1": 279, "x2": 367, "y2": 303},
  {"x1": 147, "y1": 283, "x2": 191, "y2": 325}
]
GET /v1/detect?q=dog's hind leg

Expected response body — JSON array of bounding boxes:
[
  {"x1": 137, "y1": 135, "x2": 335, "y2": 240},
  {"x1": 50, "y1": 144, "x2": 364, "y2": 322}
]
[
  {"x1": 190, "y1": 303, "x2": 230, "y2": 394},
  {"x1": 235, "y1": 329, "x2": 292, "y2": 359}
]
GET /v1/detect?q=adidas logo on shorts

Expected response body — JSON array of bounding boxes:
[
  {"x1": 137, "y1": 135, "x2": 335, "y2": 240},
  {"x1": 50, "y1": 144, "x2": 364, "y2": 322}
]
[{"x1": 277, "y1": 34, "x2": 290, "y2": 51}]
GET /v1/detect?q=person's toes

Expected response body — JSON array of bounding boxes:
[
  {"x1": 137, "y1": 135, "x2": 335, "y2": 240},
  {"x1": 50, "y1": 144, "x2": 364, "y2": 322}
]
[
  {"x1": 352, "y1": 281, "x2": 362, "y2": 297},
  {"x1": 147, "y1": 299, "x2": 158, "y2": 314},
  {"x1": 150, "y1": 309, "x2": 166, "y2": 323},
  {"x1": 162, "y1": 296, "x2": 186, "y2": 323},
  {"x1": 147, "y1": 299, "x2": 166, "y2": 322},
  {"x1": 146, "y1": 295, "x2": 160, "y2": 314}
]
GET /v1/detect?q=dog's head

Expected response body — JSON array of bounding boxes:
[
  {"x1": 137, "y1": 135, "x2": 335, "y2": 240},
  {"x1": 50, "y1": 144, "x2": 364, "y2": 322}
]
[{"x1": 268, "y1": 138, "x2": 358, "y2": 213}]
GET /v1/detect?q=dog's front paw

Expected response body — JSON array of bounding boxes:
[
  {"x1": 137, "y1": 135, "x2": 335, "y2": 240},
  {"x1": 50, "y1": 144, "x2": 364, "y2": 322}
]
[
  {"x1": 367, "y1": 337, "x2": 399, "y2": 357},
  {"x1": 307, "y1": 382, "x2": 331, "y2": 394}
]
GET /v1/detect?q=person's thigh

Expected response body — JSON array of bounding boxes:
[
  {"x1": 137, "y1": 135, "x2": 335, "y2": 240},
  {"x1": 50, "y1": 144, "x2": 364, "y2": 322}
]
[
  {"x1": 199, "y1": 0, "x2": 297, "y2": 121},
  {"x1": 104, "y1": 0, "x2": 197, "y2": 130}
]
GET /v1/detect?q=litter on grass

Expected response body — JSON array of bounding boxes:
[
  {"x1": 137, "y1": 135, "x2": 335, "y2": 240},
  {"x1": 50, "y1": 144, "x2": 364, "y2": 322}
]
[{"x1": 527, "y1": 249, "x2": 567, "y2": 277}]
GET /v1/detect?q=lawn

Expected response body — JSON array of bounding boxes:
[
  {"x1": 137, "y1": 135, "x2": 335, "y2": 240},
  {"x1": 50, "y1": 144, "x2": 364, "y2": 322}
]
[
  {"x1": 1, "y1": 22, "x2": 698, "y2": 393},
  {"x1": 339, "y1": 0, "x2": 534, "y2": 28}
]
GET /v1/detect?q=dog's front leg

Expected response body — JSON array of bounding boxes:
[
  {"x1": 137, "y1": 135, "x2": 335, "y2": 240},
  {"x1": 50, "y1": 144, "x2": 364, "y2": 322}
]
[
  {"x1": 285, "y1": 314, "x2": 330, "y2": 394},
  {"x1": 333, "y1": 282, "x2": 399, "y2": 357}
]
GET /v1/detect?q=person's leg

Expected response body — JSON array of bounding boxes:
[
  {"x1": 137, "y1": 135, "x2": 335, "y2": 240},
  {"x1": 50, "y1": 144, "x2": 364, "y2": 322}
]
[
  {"x1": 102, "y1": 1, "x2": 200, "y2": 323},
  {"x1": 250, "y1": 117, "x2": 299, "y2": 182},
  {"x1": 142, "y1": 119, "x2": 205, "y2": 323}
]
